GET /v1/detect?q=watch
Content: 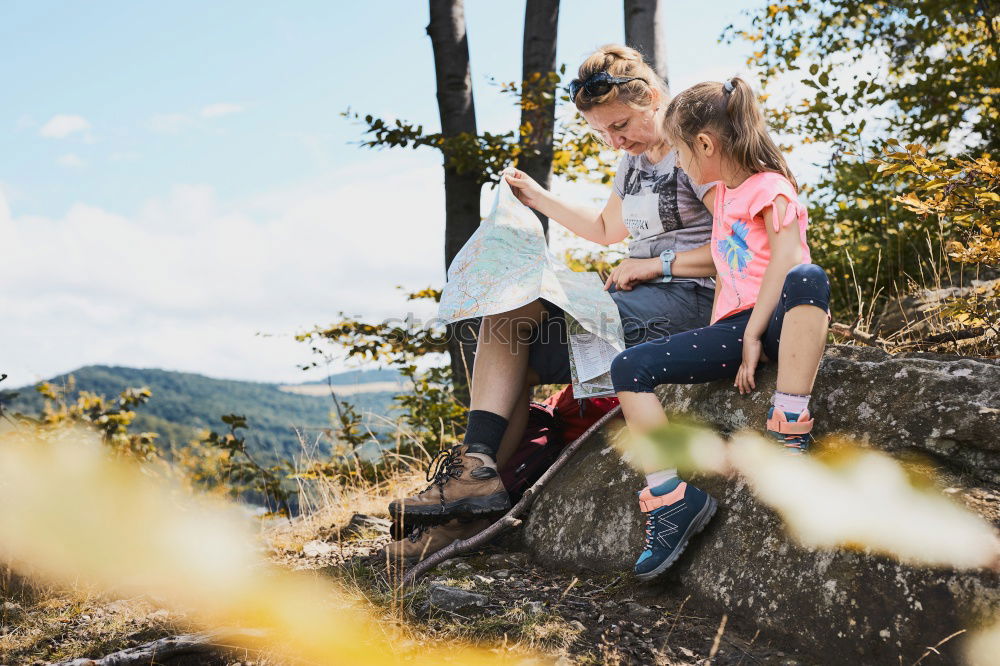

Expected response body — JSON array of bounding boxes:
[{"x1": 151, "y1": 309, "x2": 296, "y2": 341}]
[{"x1": 659, "y1": 249, "x2": 676, "y2": 283}]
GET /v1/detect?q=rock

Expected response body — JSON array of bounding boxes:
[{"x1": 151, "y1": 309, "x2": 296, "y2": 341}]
[
  {"x1": 440, "y1": 559, "x2": 474, "y2": 573},
  {"x1": 428, "y1": 584, "x2": 490, "y2": 616},
  {"x1": 340, "y1": 513, "x2": 391, "y2": 538},
  {"x1": 654, "y1": 345, "x2": 1000, "y2": 483},
  {"x1": 524, "y1": 600, "x2": 545, "y2": 616},
  {"x1": 491, "y1": 569, "x2": 511, "y2": 579},
  {"x1": 302, "y1": 540, "x2": 335, "y2": 557},
  {"x1": 485, "y1": 553, "x2": 511, "y2": 567},
  {"x1": 505, "y1": 552, "x2": 530, "y2": 566},
  {"x1": 524, "y1": 345, "x2": 1000, "y2": 664},
  {"x1": 624, "y1": 602, "x2": 654, "y2": 619}
]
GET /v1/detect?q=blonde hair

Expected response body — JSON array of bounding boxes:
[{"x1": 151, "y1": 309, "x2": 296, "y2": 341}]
[
  {"x1": 664, "y1": 77, "x2": 798, "y2": 190},
  {"x1": 573, "y1": 44, "x2": 667, "y2": 112}
]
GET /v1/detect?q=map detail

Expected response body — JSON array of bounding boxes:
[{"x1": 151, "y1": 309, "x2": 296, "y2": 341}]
[{"x1": 439, "y1": 171, "x2": 625, "y2": 398}]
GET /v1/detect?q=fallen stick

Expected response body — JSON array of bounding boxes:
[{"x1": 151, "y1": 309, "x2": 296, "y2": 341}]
[
  {"x1": 829, "y1": 321, "x2": 886, "y2": 347},
  {"x1": 55, "y1": 629, "x2": 263, "y2": 666},
  {"x1": 402, "y1": 405, "x2": 623, "y2": 585}
]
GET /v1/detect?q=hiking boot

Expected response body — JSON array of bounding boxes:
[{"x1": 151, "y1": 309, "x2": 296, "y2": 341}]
[
  {"x1": 633, "y1": 479, "x2": 717, "y2": 581},
  {"x1": 382, "y1": 517, "x2": 491, "y2": 565},
  {"x1": 766, "y1": 407, "x2": 815, "y2": 454},
  {"x1": 388, "y1": 444, "x2": 511, "y2": 525}
]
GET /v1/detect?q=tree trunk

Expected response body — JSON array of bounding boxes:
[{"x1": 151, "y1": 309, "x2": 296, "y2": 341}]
[
  {"x1": 518, "y1": 0, "x2": 560, "y2": 238},
  {"x1": 624, "y1": 0, "x2": 668, "y2": 92},
  {"x1": 427, "y1": 0, "x2": 481, "y2": 405}
]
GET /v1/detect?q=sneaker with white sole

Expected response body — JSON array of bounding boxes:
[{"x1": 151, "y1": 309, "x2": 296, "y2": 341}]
[{"x1": 633, "y1": 478, "x2": 717, "y2": 581}]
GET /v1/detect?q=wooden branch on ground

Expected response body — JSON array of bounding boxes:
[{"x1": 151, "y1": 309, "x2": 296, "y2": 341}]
[
  {"x1": 402, "y1": 405, "x2": 623, "y2": 585},
  {"x1": 55, "y1": 629, "x2": 262, "y2": 666},
  {"x1": 913, "y1": 326, "x2": 988, "y2": 346},
  {"x1": 829, "y1": 321, "x2": 887, "y2": 347}
]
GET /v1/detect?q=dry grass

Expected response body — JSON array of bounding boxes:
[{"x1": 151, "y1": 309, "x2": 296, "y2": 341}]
[{"x1": 0, "y1": 572, "x2": 189, "y2": 664}]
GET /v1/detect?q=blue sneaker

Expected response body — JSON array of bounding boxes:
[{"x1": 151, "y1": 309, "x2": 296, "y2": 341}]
[
  {"x1": 766, "y1": 407, "x2": 815, "y2": 454},
  {"x1": 633, "y1": 479, "x2": 717, "y2": 581}
]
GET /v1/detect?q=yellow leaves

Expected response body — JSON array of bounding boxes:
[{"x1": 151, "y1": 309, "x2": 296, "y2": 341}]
[
  {"x1": 0, "y1": 431, "x2": 506, "y2": 665},
  {"x1": 896, "y1": 191, "x2": 932, "y2": 215}
]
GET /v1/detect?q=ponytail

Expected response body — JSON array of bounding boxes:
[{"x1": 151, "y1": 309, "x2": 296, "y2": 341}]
[{"x1": 664, "y1": 77, "x2": 797, "y2": 190}]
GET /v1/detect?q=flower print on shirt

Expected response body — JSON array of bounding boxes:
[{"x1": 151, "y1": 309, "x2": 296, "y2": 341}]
[
  {"x1": 716, "y1": 219, "x2": 754, "y2": 308},
  {"x1": 717, "y1": 219, "x2": 754, "y2": 275}
]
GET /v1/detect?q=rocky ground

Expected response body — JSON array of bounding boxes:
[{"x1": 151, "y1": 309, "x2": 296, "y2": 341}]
[{"x1": 268, "y1": 513, "x2": 816, "y2": 666}]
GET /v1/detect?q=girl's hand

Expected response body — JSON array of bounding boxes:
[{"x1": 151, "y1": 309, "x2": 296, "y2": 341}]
[
  {"x1": 735, "y1": 336, "x2": 762, "y2": 394},
  {"x1": 603, "y1": 257, "x2": 662, "y2": 291},
  {"x1": 504, "y1": 168, "x2": 546, "y2": 208}
]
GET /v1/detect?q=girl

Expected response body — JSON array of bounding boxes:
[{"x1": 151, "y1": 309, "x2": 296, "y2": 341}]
[
  {"x1": 384, "y1": 45, "x2": 718, "y2": 564},
  {"x1": 609, "y1": 77, "x2": 831, "y2": 581}
]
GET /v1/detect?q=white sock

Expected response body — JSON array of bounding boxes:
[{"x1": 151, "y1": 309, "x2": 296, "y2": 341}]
[
  {"x1": 773, "y1": 391, "x2": 811, "y2": 414},
  {"x1": 645, "y1": 468, "x2": 679, "y2": 489}
]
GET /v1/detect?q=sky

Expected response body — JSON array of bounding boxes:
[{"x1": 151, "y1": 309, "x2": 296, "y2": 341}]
[{"x1": 1, "y1": 0, "x2": 774, "y2": 387}]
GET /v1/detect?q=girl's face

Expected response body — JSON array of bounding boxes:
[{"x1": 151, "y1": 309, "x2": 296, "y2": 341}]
[
  {"x1": 581, "y1": 100, "x2": 662, "y2": 156},
  {"x1": 674, "y1": 132, "x2": 723, "y2": 186}
]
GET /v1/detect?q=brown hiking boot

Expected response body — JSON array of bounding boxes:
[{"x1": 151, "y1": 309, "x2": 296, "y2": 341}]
[
  {"x1": 388, "y1": 444, "x2": 511, "y2": 525},
  {"x1": 382, "y1": 518, "x2": 491, "y2": 565}
]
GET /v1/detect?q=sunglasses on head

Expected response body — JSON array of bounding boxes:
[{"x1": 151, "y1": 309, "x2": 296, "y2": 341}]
[{"x1": 568, "y1": 71, "x2": 646, "y2": 100}]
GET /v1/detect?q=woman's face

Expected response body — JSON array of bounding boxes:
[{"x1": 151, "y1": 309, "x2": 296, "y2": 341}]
[{"x1": 581, "y1": 101, "x2": 662, "y2": 156}]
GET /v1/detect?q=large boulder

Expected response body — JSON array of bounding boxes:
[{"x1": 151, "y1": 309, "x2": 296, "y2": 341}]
[
  {"x1": 655, "y1": 345, "x2": 1000, "y2": 484},
  {"x1": 523, "y1": 345, "x2": 1000, "y2": 664}
]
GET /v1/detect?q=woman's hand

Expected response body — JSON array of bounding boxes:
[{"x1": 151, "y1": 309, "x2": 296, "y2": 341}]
[
  {"x1": 504, "y1": 168, "x2": 546, "y2": 209},
  {"x1": 603, "y1": 257, "x2": 662, "y2": 291},
  {"x1": 735, "y1": 335, "x2": 762, "y2": 394}
]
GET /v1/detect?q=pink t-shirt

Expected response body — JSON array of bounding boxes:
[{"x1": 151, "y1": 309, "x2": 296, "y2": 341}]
[{"x1": 711, "y1": 171, "x2": 810, "y2": 323}]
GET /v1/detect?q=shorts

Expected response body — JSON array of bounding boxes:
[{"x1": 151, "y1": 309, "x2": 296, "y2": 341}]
[{"x1": 527, "y1": 280, "x2": 715, "y2": 385}]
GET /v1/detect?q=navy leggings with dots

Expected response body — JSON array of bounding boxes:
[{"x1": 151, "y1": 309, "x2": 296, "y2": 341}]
[{"x1": 610, "y1": 264, "x2": 831, "y2": 394}]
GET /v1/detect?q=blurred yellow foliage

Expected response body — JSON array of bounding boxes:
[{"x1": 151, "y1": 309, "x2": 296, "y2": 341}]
[{"x1": 0, "y1": 426, "x2": 519, "y2": 665}]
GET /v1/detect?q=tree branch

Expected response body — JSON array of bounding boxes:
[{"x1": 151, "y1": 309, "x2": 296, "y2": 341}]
[
  {"x1": 54, "y1": 629, "x2": 262, "y2": 666},
  {"x1": 829, "y1": 321, "x2": 887, "y2": 347}
]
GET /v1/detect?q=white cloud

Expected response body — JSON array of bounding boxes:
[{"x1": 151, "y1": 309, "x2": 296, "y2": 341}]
[
  {"x1": 0, "y1": 154, "x2": 451, "y2": 387},
  {"x1": 39, "y1": 114, "x2": 91, "y2": 139},
  {"x1": 200, "y1": 103, "x2": 244, "y2": 118},
  {"x1": 148, "y1": 113, "x2": 195, "y2": 134},
  {"x1": 56, "y1": 154, "x2": 86, "y2": 168}
]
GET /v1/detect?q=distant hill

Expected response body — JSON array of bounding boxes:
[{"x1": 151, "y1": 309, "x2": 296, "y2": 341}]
[
  {"x1": 308, "y1": 368, "x2": 401, "y2": 385},
  {"x1": 1, "y1": 365, "x2": 403, "y2": 464}
]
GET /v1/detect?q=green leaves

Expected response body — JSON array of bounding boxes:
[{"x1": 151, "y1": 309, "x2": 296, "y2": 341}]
[
  {"x1": 728, "y1": 0, "x2": 999, "y2": 331},
  {"x1": 346, "y1": 68, "x2": 619, "y2": 187}
]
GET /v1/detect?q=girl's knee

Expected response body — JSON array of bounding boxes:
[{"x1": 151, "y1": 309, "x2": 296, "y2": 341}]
[
  {"x1": 610, "y1": 350, "x2": 656, "y2": 393},
  {"x1": 786, "y1": 263, "x2": 827, "y2": 284},
  {"x1": 783, "y1": 263, "x2": 831, "y2": 305}
]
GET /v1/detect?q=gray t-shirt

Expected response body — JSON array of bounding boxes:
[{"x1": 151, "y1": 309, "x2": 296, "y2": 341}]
[{"x1": 612, "y1": 150, "x2": 716, "y2": 289}]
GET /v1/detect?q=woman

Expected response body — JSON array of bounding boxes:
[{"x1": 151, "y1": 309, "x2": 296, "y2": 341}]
[{"x1": 384, "y1": 44, "x2": 718, "y2": 564}]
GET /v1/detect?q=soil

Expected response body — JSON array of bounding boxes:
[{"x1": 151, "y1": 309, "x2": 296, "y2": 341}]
[{"x1": 270, "y1": 519, "x2": 819, "y2": 666}]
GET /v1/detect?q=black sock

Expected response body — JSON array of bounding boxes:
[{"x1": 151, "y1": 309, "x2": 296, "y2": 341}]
[{"x1": 463, "y1": 410, "x2": 508, "y2": 460}]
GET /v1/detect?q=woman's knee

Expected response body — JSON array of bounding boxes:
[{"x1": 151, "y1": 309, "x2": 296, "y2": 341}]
[{"x1": 481, "y1": 301, "x2": 546, "y2": 344}]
